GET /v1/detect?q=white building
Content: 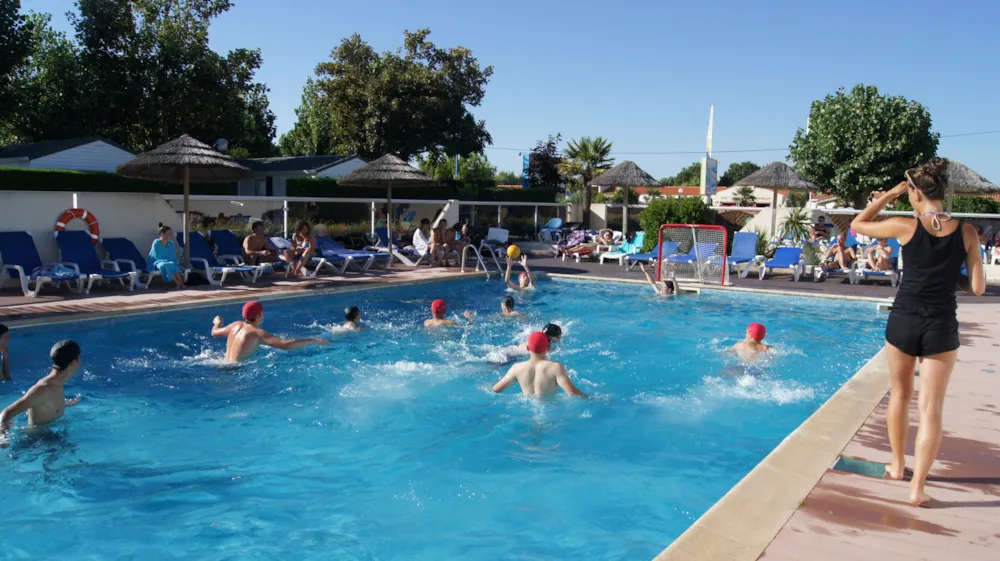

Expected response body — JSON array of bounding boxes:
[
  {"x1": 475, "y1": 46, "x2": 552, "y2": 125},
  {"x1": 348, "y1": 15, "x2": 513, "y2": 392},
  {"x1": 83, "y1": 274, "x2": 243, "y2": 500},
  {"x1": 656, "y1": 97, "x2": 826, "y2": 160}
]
[
  {"x1": 0, "y1": 137, "x2": 135, "y2": 172},
  {"x1": 235, "y1": 155, "x2": 367, "y2": 197}
]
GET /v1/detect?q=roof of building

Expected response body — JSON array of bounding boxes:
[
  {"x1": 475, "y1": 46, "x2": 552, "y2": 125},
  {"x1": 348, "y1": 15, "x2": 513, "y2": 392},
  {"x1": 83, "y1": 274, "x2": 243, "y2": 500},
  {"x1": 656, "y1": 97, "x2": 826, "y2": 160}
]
[
  {"x1": 236, "y1": 154, "x2": 358, "y2": 173},
  {"x1": 0, "y1": 137, "x2": 132, "y2": 160}
]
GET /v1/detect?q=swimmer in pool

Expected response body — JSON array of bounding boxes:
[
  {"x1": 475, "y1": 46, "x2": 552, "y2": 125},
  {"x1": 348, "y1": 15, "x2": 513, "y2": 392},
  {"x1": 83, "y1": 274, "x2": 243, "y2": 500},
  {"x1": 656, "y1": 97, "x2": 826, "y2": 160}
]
[
  {"x1": 342, "y1": 306, "x2": 366, "y2": 330},
  {"x1": 732, "y1": 322, "x2": 772, "y2": 361},
  {"x1": 212, "y1": 301, "x2": 330, "y2": 363},
  {"x1": 504, "y1": 255, "x2": 536, "y2": 291},
  {"x1": 424, "y1": 299, "x2": 473, "y2": 327},
  {"x1": 520, "y1": 323, "x2": 562, "y2": 352},
  {"x1": 493, "y1": 332, "x2": 586, "y2": 397},
  {"x1": 500, "y1": 295, "x2": 523, "y2": 318},
  {"x1": 0, "y1": 324, "x2": 10, "y2": 381},
  {"x1": 0, "y1": 340, "x2": 82, "y2": 447},
  {"x1": 639, "y1": 262, "x2": 677, "y2": 296}
]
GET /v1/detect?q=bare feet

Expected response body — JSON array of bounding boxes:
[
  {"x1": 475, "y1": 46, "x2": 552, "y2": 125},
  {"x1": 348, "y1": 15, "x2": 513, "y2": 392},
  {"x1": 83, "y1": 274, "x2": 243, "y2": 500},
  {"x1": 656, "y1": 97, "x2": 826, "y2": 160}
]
[
  {"x1": 884, "y1": 464, "x2": 905, "y2": 481},
  {"x1": 909, "y1": 489, "x2": 933, "y2": 507}
]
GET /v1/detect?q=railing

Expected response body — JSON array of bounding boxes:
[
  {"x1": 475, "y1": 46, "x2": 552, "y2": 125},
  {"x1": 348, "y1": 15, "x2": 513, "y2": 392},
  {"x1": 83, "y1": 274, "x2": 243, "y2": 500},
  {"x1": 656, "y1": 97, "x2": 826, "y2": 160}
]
[{"x1": 460, "y1": 244, "x2": 491, "y2": 279}]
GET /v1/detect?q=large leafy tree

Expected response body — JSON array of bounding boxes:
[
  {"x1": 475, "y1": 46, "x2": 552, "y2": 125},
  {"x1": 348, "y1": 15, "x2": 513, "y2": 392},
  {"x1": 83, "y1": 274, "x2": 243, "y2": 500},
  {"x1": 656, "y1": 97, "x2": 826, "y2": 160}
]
[
  {"x1": 279, "y1": 78, "x2": 336, "y2": 156},
  {"x1": 719, "y1": 161, "x2": 760, "y2": 187},
  {"x1": 559, "y1": 136, "x2": 614, "y2": 227},
  {"x1": 525, "y1": 134, "x2": 563, "y2": 189},
  {"x1": 0, "y1": 0, "x2": 34, "y2": 124},
  {"x1": 662, "y1": 161, "x2": 702, "y2": 186},
  {"x1": 415, "y1": 152, "x2": 496, "y2": 183},
  {"x1": 303, "y1": 29, "x2": 492, "y2": 160},
  {"x1": 789, "y1": 84, "x2": 938, "y2": 208},
  {"x1": 494, "y1": 170, "x2": 520, "y2": 185}
]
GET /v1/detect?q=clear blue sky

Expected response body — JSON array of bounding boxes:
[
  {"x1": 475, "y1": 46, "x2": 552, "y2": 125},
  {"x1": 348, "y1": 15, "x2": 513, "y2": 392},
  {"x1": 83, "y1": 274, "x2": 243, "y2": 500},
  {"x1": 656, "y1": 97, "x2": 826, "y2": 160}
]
[{"x1": 41, "y1": 0, "x2": 1000, "y2": 182}]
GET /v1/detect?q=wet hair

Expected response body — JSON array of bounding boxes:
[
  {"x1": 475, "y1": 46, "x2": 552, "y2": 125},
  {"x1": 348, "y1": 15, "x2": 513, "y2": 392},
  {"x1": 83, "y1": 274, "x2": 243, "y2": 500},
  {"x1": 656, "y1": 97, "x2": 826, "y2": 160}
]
[
  {"x1": 158, "y1": 225, "x2": 172, "y2": 236},
  {"x1": 543, "y1": 323, "x2": 562, "y2": 340},
  {"x1": 345, "y1": 306, "x2": 360, "y2": 322},
  {"x1": 295, "y1": 220, "x2": 310, "y2": 234},
  {"x1": 50, "y1": 340, "x2": 81, "y2": 370},
  {"x1": 251, "y1": 220, "x2": 264, "y2": 231},
  {"x1": 906, "y1": 158, "x2": 949, "y2": 201},
  {"x1": 501, "y1": 295, "x2": 515, "y2": 310},
  {"x1": 0, "y1": 324, "x2": 8, "y2": 338},
  {"x1": 420, "y1": 218, "x2": 431, "y2": 226}
]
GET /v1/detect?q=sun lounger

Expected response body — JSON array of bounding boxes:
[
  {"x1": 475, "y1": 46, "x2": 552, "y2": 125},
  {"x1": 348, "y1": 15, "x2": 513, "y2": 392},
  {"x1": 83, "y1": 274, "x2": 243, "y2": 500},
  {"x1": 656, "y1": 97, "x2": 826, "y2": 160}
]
[
  {"x1": 0, "y1": 231, "x2": 83, "y2": 297},
  {"x1": 187, "y1": 231, "x2": 262, "y2": 285},
  {"x1": 102, "y1": 237, "x2": 190, "y2": 289},
  {"x1": 720, "y1": 231, "x2": 759, "y2": 278},
  {"x1": 752, "y1": 247, "x2": 804, "y2": 281},
  {"x1": 316, "y1": 236, "x2": 394, "y2": 273},
  {"x1": 538, "y1": 218, "x2": 563, "y2": 243},
  {"x1": 368, "y1": 227, "x2": 431, "y2": 267},
  {"x1": 625, "y1": 241, "x2": 680, "y2": 271},
  {"x1": 209, "y1": 229, "x2": 287, "y2": 275},
  {"x1": 479, "y1": 227, "x2": 510, "y2": 260},
  {"x1": 599, "y1": 232, "x2": 645, "y2": 266},
  {"x1": 267, "y1": 237, "x2": 334, "y2": 276},
  {"x1": 56, "y1": 231, "x2": 136, "y2": 294},
  {"x1": 853, "y1": 239, "x2": 900, "y2": 286}
]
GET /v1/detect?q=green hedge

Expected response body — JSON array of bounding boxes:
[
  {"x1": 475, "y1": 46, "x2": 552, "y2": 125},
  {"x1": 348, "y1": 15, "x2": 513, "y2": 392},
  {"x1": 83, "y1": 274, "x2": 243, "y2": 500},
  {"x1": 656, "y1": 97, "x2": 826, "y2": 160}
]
[
  {"x1": 0, "y1": 167, "x2": 235, "y2": 195},
  {"x1": 287, "y1": 177, "x2": 559, "y2": 203}
]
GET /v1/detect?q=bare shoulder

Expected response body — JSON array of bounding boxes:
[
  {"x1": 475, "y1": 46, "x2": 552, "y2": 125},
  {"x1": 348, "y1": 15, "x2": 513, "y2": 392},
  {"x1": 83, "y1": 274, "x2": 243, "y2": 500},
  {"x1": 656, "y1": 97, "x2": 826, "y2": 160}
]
[{"x1": 962, "y1": 222, "x2": 980, "y2": 244}]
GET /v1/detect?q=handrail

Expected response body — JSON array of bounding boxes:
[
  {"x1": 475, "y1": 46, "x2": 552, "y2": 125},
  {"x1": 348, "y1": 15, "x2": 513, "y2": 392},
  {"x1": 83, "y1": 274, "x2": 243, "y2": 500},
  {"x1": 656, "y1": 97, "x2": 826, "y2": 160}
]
[{"x1": 460, "y1": 243, "x2": 491, "y2": 279}]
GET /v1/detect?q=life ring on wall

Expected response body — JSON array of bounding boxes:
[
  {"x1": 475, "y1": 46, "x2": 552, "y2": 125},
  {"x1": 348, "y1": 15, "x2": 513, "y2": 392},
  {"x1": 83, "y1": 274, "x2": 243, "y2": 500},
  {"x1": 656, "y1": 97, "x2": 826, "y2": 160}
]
[{"x1": 54, "y1": 208, "x2": 100, "y2": 244}]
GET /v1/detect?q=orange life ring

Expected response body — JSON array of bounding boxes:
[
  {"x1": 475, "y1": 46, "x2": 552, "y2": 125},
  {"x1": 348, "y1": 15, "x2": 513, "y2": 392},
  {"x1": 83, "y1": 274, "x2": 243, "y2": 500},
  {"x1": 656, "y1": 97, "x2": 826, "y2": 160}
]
[{"x1": 55, "y1": 208, "x2": 100, "y2": 244}]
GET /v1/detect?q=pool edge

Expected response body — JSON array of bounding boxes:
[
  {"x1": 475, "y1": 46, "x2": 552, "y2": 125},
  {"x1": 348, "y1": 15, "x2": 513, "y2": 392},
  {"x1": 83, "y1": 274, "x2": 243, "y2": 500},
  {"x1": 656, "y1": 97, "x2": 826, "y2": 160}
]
[{"x1": 652, "y1": 348, "x2": 890, "y2": 561}]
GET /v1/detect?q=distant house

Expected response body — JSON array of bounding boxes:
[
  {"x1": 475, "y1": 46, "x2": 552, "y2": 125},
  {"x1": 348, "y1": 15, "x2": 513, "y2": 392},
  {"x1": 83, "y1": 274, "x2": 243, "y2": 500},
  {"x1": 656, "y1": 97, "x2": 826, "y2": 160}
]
[
  {"x1": 0, "y1": 137, "x2": 135, "y2": 173},
  {"x1": 634, "y1": 186, "x2": 702, "y2": 203},
  {"x1": 235, "y1": 155, "x2": 367, "y2": 197}
]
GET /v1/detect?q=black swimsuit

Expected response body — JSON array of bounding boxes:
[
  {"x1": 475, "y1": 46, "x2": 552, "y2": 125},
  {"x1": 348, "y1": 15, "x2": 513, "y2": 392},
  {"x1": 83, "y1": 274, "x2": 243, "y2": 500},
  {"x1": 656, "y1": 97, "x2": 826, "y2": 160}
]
[{"x1": 885, "y1": 219, "x2": 967, "y2": 357}]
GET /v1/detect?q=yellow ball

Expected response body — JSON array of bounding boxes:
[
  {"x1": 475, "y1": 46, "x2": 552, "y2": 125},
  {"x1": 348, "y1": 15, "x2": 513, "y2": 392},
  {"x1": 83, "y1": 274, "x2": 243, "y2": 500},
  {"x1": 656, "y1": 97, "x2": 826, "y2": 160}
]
[{"x1": 507, "y1": 245, "x2": 521, "y2": 259}]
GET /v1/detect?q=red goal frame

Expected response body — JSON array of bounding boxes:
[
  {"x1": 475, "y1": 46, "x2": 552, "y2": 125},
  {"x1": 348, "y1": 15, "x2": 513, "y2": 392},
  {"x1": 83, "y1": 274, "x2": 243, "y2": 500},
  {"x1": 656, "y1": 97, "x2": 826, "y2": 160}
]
[{"x1": 657, "y1": 224, "x2": 728, "y2": 285}]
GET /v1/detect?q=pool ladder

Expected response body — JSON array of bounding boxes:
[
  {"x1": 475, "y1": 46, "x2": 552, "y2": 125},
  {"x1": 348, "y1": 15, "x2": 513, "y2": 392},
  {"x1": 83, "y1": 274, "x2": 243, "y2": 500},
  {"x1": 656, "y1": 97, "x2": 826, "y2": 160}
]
[{"x1": 461, "y1": 244, "x2": 497, "y2": 280}]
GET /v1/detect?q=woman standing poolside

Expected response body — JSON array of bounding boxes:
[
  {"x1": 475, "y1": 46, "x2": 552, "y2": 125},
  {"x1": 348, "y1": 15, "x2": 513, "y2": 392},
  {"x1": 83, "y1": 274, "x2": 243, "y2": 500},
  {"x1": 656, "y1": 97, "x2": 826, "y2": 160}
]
[
  {"x1": 851, "y1": 158, "x2": 985, "y2": 506},
  {"x1": 149, "y1": 225, "x2": 186, "y2": 289}
]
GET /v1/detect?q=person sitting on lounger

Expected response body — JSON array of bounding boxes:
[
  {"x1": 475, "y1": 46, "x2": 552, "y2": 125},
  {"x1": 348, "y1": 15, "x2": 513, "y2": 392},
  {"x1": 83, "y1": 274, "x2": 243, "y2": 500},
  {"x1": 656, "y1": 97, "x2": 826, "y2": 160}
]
[
  {"x1": 493, "y1": 332, "x2": 586, "y2": 397},
  {"x1": 424, "y1": 299, "x2": 473, "y2": 327},
  {"x1": 821, "y1": 232, "x2": 856, "y2": 271},
  {"x1": 811, "y1": 216, "x2": 830, "y2": 242},
  {"x1": 732, "y1": 322, "x2": 772, "y2": 361},
  {"x1": 212, "y1": 301, "x2": 329, "y2": 363},
  {"x1": 866, "y1": 238, "x2": 893, "y2": 271},
  {"x1": 243, "y1": 221, "x2": 280, "y2": 266},
  {"x1": 149, "y1": 225, "x2": 186, "y2": 290},
  {"x1": 639, "y1": 262, "x2": 677, "y2": 296},
  {"x1": 500, "y1": 295, "x2": 523, "y2": 317},
  {"x1": 412, "y1": 219, "x2": 440, "y2": 266},
  {"x1": 433, "y1": 219, "x2": 454, "y2": 267},
  {"x1": 342, "y1": 306, "x2": 366, "y2": 330},
  {"x1": 0, "y1": 324, "x2": 10, "y2": 381},
  {"x1": 0, "y1": 340, "x2": 82, "y2": 448},
  {"x1": 282, "y1": 220, "x2": 317, "y2": 277},
  {"x1": 504, "y1": 255, "x2": 536, "y2": 291}
]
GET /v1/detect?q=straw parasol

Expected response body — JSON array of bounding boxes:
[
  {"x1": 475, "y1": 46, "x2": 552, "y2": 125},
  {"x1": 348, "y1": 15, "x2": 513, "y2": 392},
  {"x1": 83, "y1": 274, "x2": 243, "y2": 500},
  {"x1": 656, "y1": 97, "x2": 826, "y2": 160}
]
[
  {"x1": 589, "y1": 161, "x2": 660, "y2": 234},
  {"x1": 116, "y1": 135, "x2": 254, "y2": 265},
  {"x1": 337, "y1": 154, "x2": 438, "y2": 266},
  {"x1": 733, "y1": 161, "x2": 818, "y2": 236},
  {"x1": 943, "y1": 160, "x2": 1000, "y2": 212}
]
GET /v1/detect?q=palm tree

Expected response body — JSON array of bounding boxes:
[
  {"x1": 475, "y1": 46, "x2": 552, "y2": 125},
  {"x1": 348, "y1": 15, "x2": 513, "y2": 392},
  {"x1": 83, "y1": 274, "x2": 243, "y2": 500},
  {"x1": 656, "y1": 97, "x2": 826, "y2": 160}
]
[{"x1": 559, "y1": 136, "x2": 614, "y2": 227}]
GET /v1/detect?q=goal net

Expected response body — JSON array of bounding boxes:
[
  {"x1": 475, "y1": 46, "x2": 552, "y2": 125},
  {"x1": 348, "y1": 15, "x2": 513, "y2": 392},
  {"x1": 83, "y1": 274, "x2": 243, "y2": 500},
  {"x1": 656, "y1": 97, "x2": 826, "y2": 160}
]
[{"x1": 657, "y1": 224, "x2": 729, "y2": 285}]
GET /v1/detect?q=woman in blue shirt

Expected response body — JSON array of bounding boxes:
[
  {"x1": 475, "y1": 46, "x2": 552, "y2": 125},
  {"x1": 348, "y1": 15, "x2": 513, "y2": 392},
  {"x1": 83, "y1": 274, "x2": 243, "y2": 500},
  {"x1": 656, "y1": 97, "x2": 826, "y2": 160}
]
[{"x1": 149, "y1": 225, "x2": 186, "y2": 289}]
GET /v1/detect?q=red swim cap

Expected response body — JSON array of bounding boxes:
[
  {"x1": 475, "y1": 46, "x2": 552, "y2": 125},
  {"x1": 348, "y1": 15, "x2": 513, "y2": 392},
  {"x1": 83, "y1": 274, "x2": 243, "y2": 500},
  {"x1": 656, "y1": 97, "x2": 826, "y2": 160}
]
[
  {"x1": 431, "y1": 299, "x2": 447, "y2": 315},
  {"x1": 242, "y1": 300, "x2": 263, "y2": 321},
  {"x1": 527, "y1": 331, "x2": 550, "y2": 354},
  {"x1": 748, "y1": 322, "x2": 766, "y2": 341}
]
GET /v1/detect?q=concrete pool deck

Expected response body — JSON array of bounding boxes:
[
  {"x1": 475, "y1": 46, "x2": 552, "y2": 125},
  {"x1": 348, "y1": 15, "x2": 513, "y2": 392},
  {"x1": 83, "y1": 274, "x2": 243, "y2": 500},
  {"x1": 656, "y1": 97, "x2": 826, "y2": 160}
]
[{"x1": 3, "y1": 262, "x2": 998, "y2": 561}]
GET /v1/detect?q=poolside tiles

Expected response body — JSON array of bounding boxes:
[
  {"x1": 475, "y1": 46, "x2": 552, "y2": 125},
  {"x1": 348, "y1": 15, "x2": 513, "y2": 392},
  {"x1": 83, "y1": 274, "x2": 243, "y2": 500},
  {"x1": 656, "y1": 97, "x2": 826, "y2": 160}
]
[{"x1": 759, "y1": 302, "x2": 1000, "y2": 561}]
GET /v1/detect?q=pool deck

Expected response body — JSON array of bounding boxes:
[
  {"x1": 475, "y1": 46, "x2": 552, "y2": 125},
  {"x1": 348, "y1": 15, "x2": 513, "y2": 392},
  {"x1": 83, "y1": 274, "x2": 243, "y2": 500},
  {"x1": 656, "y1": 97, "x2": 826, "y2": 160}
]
[{"x1": 3, "y1": 259, "x2": 999, "y2": 561}]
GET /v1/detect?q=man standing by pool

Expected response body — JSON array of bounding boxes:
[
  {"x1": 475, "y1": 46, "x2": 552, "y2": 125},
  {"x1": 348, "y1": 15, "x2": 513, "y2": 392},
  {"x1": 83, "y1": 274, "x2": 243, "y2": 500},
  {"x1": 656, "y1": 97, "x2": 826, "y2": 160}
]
[
  {"x1": 494, "y1": 332, "x2": 587, "y2": 397},
  {"x1": 212, "y1": 301, "x2": 330, "y2": 362},
  {"x1": 0, "y1": 324, "x2": 10, "y2": 381},
  {"x1": 0, "y1": 340, "x2": 82, "y2": 447},
  {"x1": 424, "y1": 299, "x2": 473, "y2": 327}
]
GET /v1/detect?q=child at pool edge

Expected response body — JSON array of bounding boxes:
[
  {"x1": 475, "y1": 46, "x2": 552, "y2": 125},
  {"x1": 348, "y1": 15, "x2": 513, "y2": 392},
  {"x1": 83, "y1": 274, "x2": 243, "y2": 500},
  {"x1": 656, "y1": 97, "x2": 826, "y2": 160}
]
[
  {"x1": 493, "y1": 331, "x2": 586, "y2": 397},
  {"x1": 638, "y1": 262, "x2": 677, "y2": 296},
  {"x1": 212, "y1": 301, "x2": 330, "y2": 362},
  {"x1": 500, "y1": 295, "x2": 523, "y2": 317},
  {"x1": 504, "y1": 255, "x2": 535, "y2": 291},
  {"x1": 342, "y1": 306, "x2": 366, "y2": 330},
  {"x1": 425, "y1": 299, "x2": 473, "y2": 327},
  {"x1": 0, "y1": 340, "x2": 82, "y2": 448},
  {"x1": 732, "y1": 322, "x2": 772, "y2": 361},
  {"x1": 0, "y1": 324, "x2": 11, "y2": 381}
]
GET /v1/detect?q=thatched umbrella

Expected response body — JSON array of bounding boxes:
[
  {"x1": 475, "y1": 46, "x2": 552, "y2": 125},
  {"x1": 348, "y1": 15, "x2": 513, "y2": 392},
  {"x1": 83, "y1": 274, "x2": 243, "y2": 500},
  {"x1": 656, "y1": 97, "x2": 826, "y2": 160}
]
[
  {"x1": 116, "y1": 135, "x2": 253, "y2": 265},
  {"x1": 589, "y1": 160, "x2": 660, "y2": 234},
  {"x1": 733, "y1": 161, "x2": 818, "y2": 236},
  {"x1": 337, "y1": 154, "x2": 438, "y2": 266},
  {"x1": 944, "y1": 160, "x2": 999, "y2": 212}
]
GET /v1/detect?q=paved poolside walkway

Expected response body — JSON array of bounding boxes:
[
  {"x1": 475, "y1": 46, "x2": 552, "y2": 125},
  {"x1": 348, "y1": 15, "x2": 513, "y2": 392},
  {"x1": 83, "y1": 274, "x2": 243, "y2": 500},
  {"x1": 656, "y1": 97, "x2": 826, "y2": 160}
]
[{"x1": 759, "y1": 302, "x2": 1000, "y2": 561}]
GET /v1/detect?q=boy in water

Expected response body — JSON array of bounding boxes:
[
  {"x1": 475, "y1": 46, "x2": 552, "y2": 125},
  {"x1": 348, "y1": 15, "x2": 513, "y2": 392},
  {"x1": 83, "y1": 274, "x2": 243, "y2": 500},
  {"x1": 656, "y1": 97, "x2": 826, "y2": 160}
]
[
  {"x1": 500, "y1": 295, "x2": 522, "y2": 318},
  {"x1": 0, "y1": 340, "x2": 82, "y2": 447},
  {"x1": 0, "y1": 324, "x2": 10, "y2": 381},
  {"x1": 504, "y1": 255, "x2": 536, "y2": 291},
  {"x1": 424, "y1": 299, "x2": 473, "y2": 327},
  {"x1": 638, "y1": 263, "x2": 677, "y2": 296},
  {"x1": 212, "y1": 301, "x2": 330, "y2": 363},
  {"x1": 732, "y1": 322, "x2": 772, "y2": 361},
  {"x1": 493, "y1": 332, "x2": 586, "y2": 397},
  {"x1": 521, "y1": 323, "x2": 562, "y2": 352},
  {"x1": 342, "y1": 306, "x2": 366, "y2": 330}
]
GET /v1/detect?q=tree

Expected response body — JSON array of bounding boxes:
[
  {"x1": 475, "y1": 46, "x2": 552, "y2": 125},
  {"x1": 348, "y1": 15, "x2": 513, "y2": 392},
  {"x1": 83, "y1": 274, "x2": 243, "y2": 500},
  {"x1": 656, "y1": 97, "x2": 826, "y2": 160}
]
[
  {"x1": 415, "y1": 152, "x2": 496, "y2": 183},
  {"x1": 719, "y1": 161, "x2": 760, "y2": 187},
  {"x1": 279, "y1": 78, "x2": 335, "y2": 156},
  {"x1": 733, "y1": 185, "x2": 757, "y2": 206},
  {"x1": 785, "y1": 192, "x2": 809, "y2": 208},
  {"x1": 638, "y1": 198, "x2": 715, "y2": 252},
  {"x1": 495, "y1": 170, "x2": 520, "y2": 185},
  {"x1": 0, "y1": 0, "x2": 34, "y2": 122},
  {"x1": 526, "y1": 134, "x2": 563, "y2": 189},
  {"x1": 308, "y1": 29, "x2": 492, "y2": 160},
  {"x1": 558, "y1": 136, "x2": 614, "y2": 228},
  {"x1": 789, "y1": 84, "x2": 938, "y2": 208},
  {"x1": 664, "y1": 161, "x2": 702, "y2": 186}
]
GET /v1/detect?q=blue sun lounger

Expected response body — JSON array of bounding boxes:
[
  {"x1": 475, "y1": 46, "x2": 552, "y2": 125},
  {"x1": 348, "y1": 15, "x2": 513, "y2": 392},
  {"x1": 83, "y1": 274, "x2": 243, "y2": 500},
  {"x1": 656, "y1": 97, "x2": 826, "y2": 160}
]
[
  {"x1": 624, "y1": 241, "x2": 680, "y2": 271},
  {"x1": 369, "y1": 227, "x2": 429, "y2": 267},
  {"x1": 667, "y1": 242, "x2": 718, "y2": 264},
  {"x1": 316, "y1": 236, "x2": 391, "y2": 272},
  {"x1": 854, "y1": 238, "x2": 901, "y2": 286},
  {"x1": 103, "y1": 237, "x2": 190, "y2": 289},
  {"x1": 209, "y1": 229, "x2": 287, "y2": 276},
  {"x1": 187, "y1": 231, "x2": 262, "y2": 285},
  {"x1": 702, "y1": 231, "x2": 759, "y2": 278},
  {"x1": 599, "y1": 232, "x2": 644, "y2": 266},
  {"x1": 753, "y1": 247, "x2": 805, "y2": 281},
  {"x1": 0, "y1": 231, "x2": 83, "y2": 297},
  {"x1": 266, "y1": 237, "x2": 333, "y2": 276},
  {"x1": 56, "y1": 231, "x2": 136, "y2": 294}
]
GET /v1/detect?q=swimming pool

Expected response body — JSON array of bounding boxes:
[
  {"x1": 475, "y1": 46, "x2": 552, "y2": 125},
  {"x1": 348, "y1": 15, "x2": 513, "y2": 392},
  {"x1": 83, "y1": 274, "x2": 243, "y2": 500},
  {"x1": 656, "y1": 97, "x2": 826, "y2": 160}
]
[{"x1": 0, "y1": 278, "x2": 885, "y2": 560}]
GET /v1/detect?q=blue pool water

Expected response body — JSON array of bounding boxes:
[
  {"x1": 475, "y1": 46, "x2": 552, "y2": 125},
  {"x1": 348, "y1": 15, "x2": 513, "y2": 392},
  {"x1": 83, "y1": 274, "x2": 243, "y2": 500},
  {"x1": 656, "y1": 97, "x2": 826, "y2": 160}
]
[{"x1": 0, "y1": 279, "x2": 885, "y2": 560}]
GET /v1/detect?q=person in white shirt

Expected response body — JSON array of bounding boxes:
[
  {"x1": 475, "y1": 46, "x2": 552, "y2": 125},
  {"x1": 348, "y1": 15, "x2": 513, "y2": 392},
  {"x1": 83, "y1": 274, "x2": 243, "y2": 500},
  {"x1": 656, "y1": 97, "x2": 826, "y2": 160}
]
[{"x1": 412, "y1": 218, "x2": 434, "y2": 263}]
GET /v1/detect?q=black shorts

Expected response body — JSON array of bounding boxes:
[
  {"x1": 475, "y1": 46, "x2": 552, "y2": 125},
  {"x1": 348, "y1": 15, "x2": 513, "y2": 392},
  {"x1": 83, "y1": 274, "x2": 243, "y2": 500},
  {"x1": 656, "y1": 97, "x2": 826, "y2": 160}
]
[{"x1": 885, "y1": 311, "x2": 959, "y2": 357}]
